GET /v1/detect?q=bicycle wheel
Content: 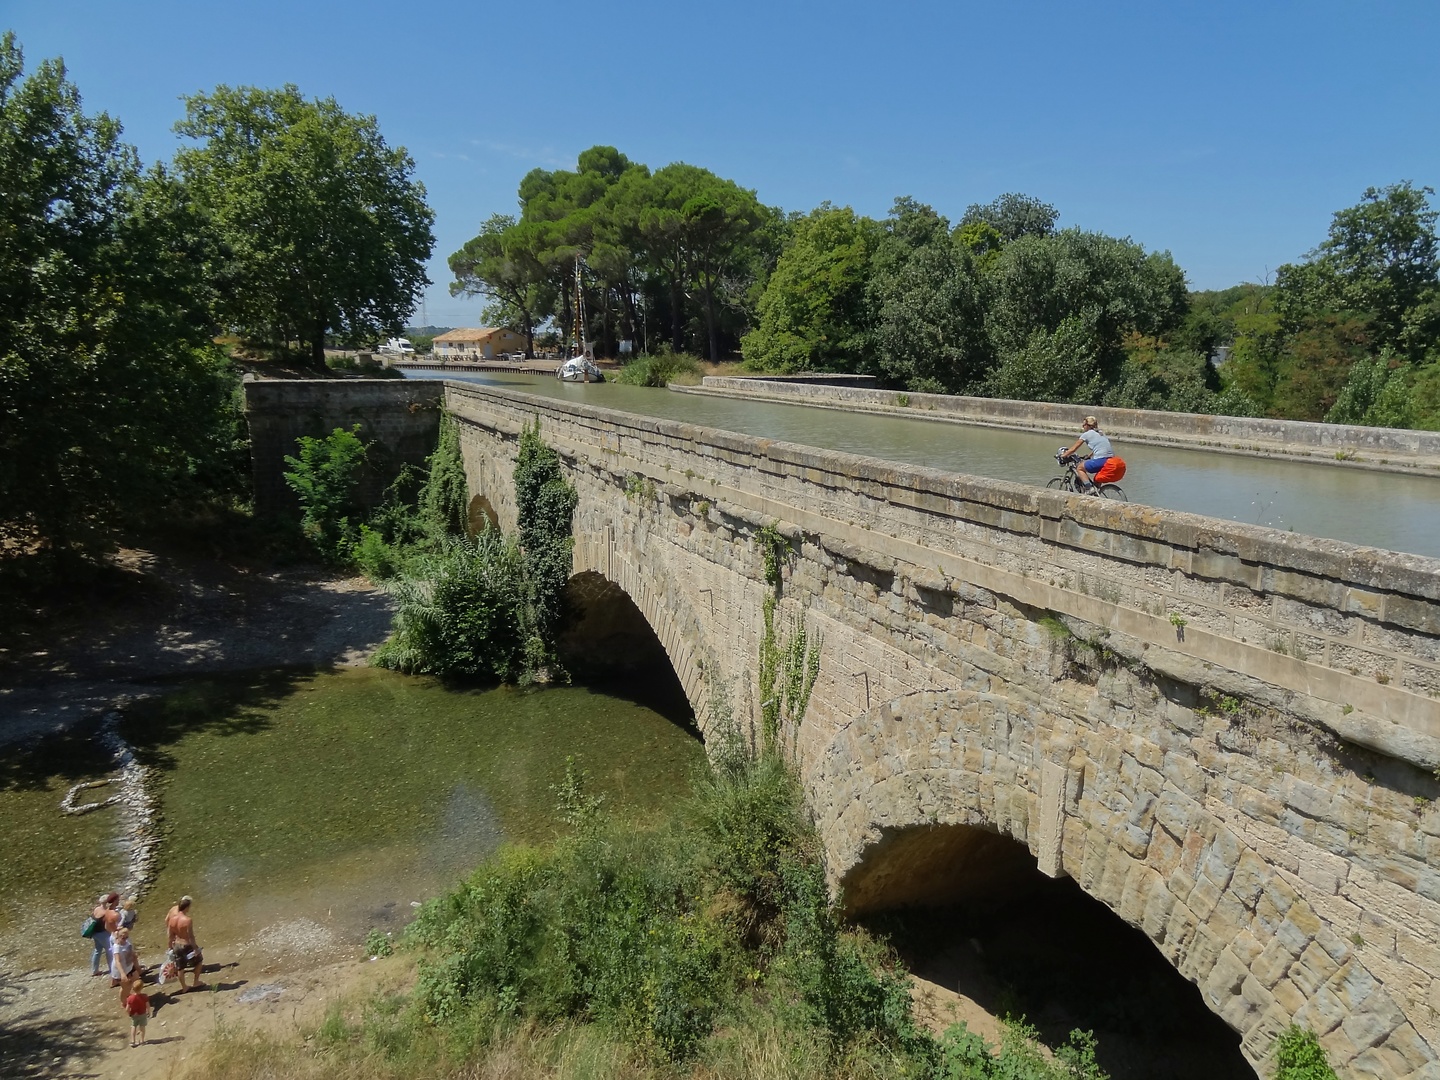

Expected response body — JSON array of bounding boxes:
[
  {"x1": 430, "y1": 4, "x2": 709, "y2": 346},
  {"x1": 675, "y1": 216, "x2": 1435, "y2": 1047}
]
[
  {"x1": 1098, "y1": 484, "x2": 1127, "y2": 502},
  {"x1": 1046, "y1": 477, "x2": 1070, "y2": 491}
]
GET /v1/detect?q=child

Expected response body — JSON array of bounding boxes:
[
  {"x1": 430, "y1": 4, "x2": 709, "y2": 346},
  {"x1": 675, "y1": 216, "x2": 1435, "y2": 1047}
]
[{"x1": 124, "y1": 986, "x2": 150, "y2": 1047}]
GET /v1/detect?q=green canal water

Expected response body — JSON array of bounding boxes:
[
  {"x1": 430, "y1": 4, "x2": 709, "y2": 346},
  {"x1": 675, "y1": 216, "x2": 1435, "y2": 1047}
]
[{"x1": 0, "y1": 667, "x2": 704, "y2": 969}]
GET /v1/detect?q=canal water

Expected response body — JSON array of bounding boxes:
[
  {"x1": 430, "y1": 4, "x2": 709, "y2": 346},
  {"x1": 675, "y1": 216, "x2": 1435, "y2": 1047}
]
[
  {"x1": 423, "y1": 371, "x2": 1440, "y2": 559},
  {"x1": 0, "y1": 667, "x2": 705, "y2": 971}
]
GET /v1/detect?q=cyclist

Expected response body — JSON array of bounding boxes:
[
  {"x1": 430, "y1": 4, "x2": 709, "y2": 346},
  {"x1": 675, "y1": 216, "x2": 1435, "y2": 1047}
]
[{"x1": 1062, "y1": 416, "x2": 1125, "y2": 493}]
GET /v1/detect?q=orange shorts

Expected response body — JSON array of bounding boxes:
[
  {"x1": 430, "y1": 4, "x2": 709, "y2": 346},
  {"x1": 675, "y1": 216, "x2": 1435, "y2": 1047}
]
[{"x1": 1094, "y1": 457, "x2": 1126, "y2": 483}]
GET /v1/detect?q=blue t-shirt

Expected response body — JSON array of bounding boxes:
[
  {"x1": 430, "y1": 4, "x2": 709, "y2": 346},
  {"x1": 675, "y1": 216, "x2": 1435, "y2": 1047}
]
[{"x1": 1079, "y1": 429, "x2": 1113, "y2": 459}]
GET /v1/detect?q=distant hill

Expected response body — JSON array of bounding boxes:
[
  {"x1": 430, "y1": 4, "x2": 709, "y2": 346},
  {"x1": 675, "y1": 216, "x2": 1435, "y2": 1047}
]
[{"x1": 406, "y1": 325, "x2": 454, "y2": 337}]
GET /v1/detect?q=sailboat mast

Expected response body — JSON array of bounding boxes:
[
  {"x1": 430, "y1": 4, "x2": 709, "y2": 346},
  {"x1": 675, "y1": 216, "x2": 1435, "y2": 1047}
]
[{"x1": 574, "y1": 256, "x2": 587, "y2": 357}]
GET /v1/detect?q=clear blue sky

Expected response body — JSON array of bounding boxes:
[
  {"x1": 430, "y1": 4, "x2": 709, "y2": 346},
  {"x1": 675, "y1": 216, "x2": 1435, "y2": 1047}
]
[{"x1": 9, "y1": 0, "x2": 1438, "y2": 327}]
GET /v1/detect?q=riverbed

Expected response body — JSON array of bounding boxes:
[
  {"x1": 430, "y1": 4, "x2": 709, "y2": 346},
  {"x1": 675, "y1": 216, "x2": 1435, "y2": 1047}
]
[{"x1": 0, "y1": 666, "x2": 705, "y2": 975}]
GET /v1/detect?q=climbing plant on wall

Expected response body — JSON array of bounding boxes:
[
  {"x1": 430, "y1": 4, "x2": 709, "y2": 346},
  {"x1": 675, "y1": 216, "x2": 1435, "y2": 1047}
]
[
  {"x1": 373, "y1": 418, "x2": 576, "y2": 683},
  {"x1": 754, "y1": 521, "x2": 822, "y2": 755},
  {"x1": 514, "y1": 417, "x2": 579, "y2": 678}
]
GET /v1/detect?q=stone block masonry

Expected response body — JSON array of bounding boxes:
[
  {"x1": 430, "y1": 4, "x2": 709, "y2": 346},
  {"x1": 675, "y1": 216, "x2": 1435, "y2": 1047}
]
[
  {"x1": 243, "y1": 379, "x2": 445, "y2": 518},
  {"x1": 246, "y1": 378, "x2": 1440, "y2": 1077},
  {"x1": 443, "y1": 379, "x2": 1440, "y2": 1078}
]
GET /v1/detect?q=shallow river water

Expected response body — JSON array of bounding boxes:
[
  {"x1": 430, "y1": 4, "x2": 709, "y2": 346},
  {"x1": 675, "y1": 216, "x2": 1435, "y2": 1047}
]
[
  {"x1": 0, "y1": 667, "x2": 703, "y2": 970},
  {"x1": 423, "y1": 371, "x2": 1440, "y2": 559}
]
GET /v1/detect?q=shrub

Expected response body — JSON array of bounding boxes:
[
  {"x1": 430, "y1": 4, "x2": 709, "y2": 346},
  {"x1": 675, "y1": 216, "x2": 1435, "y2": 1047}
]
[
  {"x1": 416, "y1": 412, "x2": 469, "y2": 539},
  {"x1": 371, "y1": 529, "x2": 526, "y2": 679},
  {"x1": 363, "y1": 928, "x2": 394, "y2": 958},
  {"x1": 925, "y1": 1019, "x2": 1107, "y2": 1079},
  {"x1": 775, "y1": 857, "x2": 918, "y2": 1052},
  {"x1": 370, "y1": 421, "x2": 575, "y2": 682},
  {"x1": 352, "y1": 525, "x2": 401, "y2": 580},
  {"x1": 1271, "y1": 1025, "x2": 1338, "y2": 1080},
  {"x1": 513, "y1": 419, "x2": 577, "y2": 678},
  {"x1": 409, "y1": 812, "x2": 728, "y2": 1061},
  {"x1": 689, "y1": 752, "x2": 809, "y2": 930},
  {"x1": 283, "y1": 424, "x2": 368, "y2": 563},
  {"x1": 615, "y1": 351, "x2": 704, "y2": 387}
]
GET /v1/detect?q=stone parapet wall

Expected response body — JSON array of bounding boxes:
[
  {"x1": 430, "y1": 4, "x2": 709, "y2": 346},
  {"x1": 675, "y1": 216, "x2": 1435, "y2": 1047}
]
[
  {"x1": 687, "y1": 377, "x2": 1440, "y2": 475},
  {"x1": 243, "y1": 378, "x2": 445, "y2": 518},
  {"x1": 445, "y1": 378, "x2": 1440, "y2": 1077},
  {"x1": 446, "y1": 381, "x2": 1440, "y2": 764}
]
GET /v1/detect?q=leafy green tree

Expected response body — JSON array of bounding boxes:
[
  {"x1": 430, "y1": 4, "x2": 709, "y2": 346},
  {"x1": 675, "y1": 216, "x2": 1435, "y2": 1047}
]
[
  {"x1": 680, "y1": 177, "x2": 768, "y2": 361},
  {"x1": 174, "y1": 84, "x2": 434, "y2": 367},
  {"x1": 640, "y1": 163, "x2": 767, "y2": 359},
  {"x1": 449, "y1": 214, "x2": 547, "y2": 356},
  {"x1": 741, "y1": 204, "x2": 880, "y2": 373},
  {"x1": 867, "y1": 198, "x2": 992, "y2": 393},
  {"x1": 984, "y1": 230, "x2": 1188, "y2": 402},
  {"x1": 960, "y1": 192, "x2": 1059, "y2": 243},
  {"x1": 0, "y1": 34, "x2": 240, "y2": 558},
  {"x1": 1276, "y1": 182, "x2": 1439, "y2": 361},
  {"x1": 283, "y1": 425, "x2": 367, "y2": 562},
  {"x1": 1325, "y1": 350, "x2": 1416, "y2": 427}
]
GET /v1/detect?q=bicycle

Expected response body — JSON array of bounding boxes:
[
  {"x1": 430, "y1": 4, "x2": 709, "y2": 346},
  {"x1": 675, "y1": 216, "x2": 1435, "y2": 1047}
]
[{"x1": 1048, "y1": 449, "x2": 1128, "y2": 501}]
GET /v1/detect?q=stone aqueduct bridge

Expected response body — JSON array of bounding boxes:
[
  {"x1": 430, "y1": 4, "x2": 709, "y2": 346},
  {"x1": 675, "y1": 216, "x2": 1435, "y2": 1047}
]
[
  {"x1": 446, "y1": 381, "x2": 1440, "y2": 1078},
  {"x1": 245, "y1": 378, "x2": 1440, "y2": 1077}
]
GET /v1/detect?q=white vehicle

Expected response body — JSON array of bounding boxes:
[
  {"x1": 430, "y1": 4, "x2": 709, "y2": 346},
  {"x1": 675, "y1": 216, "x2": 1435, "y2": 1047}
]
[{"x1": 376, "y1": 337, "x2": 416, "y2": 356}]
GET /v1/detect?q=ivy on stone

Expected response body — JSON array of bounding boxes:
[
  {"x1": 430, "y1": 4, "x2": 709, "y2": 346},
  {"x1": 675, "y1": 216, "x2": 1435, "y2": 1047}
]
[{"x1": 513, "y1": 418, "x2": 578, "y2": 679}]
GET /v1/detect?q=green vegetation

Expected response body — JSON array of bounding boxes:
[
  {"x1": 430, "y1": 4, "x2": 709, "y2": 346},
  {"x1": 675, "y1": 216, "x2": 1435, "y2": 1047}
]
[
  {"x1": 369, "y1": 418, "x2": 576, "y2": 684},
  {"x1": 742, "y1": 204, "x2": 880, "y2": 373},
  {"x1": 2, "y1": 33, "x2": 435, "y2": 570},
  {"x1": 449, "y1": 148, "x2": 773, "y2": 361},
  {"x1": 754, "y1": 520, "x2": 820, "y2": 756},
  {"x1": 513, "y1": 418, "x2": 580, "y2": 676},
  {"x1": 182, "y1": 744, "x2": 1116, "y2": 1080},
  {"x1": 365, "y1": 929, "x2": 396, "y2": 958},
  {"x1": 1223, "y1": 183, "x2": 1440, "y2": 427},
  {"x1": 614, "y1": 350, "x2": 704, "y2": 386},
  {"x1": 283, "y1": 425, "x2": 369, "y2": 564},
  {"x1": 371, "y1": 531, "x2": 528, "y2": 680},
  {"x1": 275, "y1": 412, "x2": 576, "y2": 685},
  {"x1": 0, "y1": 33, "x2": 245, "y2": 561},
  {"x1": 174, "y1": 84, "x2": 434, "y2": 368},
  {"x1": 1271, "y1": 1025, "x2": 1339, "y2": 1080}
]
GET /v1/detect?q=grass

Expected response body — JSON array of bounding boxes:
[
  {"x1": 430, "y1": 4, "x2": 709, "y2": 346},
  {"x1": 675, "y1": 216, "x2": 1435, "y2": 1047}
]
[
  {"x1": 613, "y1": 352, "x2": 704, "y2": 387},
  {"x1": 178, "y1": 753, "x2": 1121, "y2": 1080}
]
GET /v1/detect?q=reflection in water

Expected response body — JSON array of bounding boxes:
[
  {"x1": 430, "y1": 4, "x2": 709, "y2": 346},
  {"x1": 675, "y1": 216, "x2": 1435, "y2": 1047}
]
[
  {"x1": 427, "y1": 783, "x2": 505, "y2": 872},
  {"x1": 426, "y1": 371, "x2": 1440, "y2": 558}
]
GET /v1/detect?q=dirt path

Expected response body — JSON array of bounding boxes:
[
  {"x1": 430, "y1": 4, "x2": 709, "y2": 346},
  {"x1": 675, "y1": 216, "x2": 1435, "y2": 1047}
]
[{"x1": 0, "y1": 546, "x2": 395, "y2": 748}]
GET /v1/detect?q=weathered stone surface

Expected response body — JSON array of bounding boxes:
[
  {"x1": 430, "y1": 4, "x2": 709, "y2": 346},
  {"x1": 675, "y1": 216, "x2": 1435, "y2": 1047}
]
[{"x1": 256, "y1": 378, "x2": 1440, "y2": 1080}]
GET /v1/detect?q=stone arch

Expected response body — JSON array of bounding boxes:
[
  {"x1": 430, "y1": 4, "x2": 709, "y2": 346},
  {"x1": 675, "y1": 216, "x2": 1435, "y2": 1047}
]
[
  {"x1": 807, "y1": 688, "x2": 1419, "y2": 1075},
  {"x1": 570, "y1": 536, "x2": 712, "y2": 735},
  {"x1": 455, "y1": 426, "x2": 518, "y2": 533},
  {"x1": 467, "y1": 494, "x2": 499, "y2": 534}
]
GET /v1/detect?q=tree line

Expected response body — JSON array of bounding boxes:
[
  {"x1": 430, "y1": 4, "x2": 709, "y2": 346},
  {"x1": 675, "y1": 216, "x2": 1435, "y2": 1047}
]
[
  {"x1": 448, "y1": 147, "x2": 778, "y2": 363},
  {"x1": 0, "y1": 34, "x2": 434, "y2": 559},
  {"x1": 7, "y1": 23, "x2": 1438, "y2": 563},
  {"x1": 457, "y1": 148, "x2": 1440, "y2": 428}
]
